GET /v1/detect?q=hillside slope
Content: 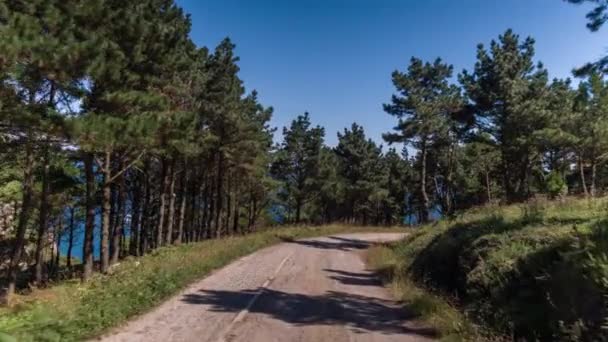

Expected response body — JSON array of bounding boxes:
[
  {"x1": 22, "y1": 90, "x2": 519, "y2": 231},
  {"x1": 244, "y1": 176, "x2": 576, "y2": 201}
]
[{"x1": 383, "y1": 198, "x2": 608, "y2": 340}]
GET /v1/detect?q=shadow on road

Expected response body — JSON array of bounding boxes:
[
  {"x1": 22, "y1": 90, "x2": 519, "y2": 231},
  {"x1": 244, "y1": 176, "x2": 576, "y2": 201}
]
[
  {"x1": 279, "y1": 236, "x2": 371, "y2": 251},
  {"x1": 182, "y1": 288, "x2": 438, "y2": 337},
  {"x1": 324, "y1": 269, "x2": 383, "y2": 287}
]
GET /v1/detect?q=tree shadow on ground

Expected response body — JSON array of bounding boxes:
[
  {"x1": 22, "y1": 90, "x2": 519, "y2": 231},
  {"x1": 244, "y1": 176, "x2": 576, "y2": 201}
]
[
  {"x1": 279, "y1": 236, "x2": 371, "y2": 251},
  {"x1": 323, "y1": 269, "x2": 383, "y2": 287},
  {"x1": 182, "y1": 288, "x2": 438, "y2": 337}
]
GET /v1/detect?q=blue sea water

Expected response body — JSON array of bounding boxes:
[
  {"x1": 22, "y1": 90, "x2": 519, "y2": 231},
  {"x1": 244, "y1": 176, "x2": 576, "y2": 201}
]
[{"x1": 59, "y1": 204, "x2": 443, "y2": 262}]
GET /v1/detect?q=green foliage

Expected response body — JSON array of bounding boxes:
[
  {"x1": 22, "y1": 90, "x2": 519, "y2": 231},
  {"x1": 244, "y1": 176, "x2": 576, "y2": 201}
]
[
  {"x1": 460, "y1": 29, "x2": 550, "y2": 202},
  {"x1": 545, "y1": 171, "x2": 568, "y2": 199},
  {"x1": 391, "y1": 198, "x2": 608, "y2": 340},
  {"x1": 383, "y1": 57, "x2": 464, "y2": 220},
  {"x1": 271, "y1": 113, "x2": 325, "y2": 223},
  {"x1": 335, "y1": 123, "x2": 387, "y2": 224}
]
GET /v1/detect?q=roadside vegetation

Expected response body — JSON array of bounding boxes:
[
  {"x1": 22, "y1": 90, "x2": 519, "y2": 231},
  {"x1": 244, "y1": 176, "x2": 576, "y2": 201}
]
[
  {"x1": 0, "y1": 225, "x2": 396, "y2": 341},
  {"x1": 367, "y1": 244, "x2": 480, "y2": 342},
  {"x1": 369, "y1": 197, "x2": 608, "y2": 341}
]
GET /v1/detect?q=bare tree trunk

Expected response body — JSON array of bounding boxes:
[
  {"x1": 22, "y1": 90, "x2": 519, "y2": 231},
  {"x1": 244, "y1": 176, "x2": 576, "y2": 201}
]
[
  {"x1": 156, "y1": 159, "x2": 170, "y2": 248},
  {"x1": 101, "y1": 150, "x2": 112, "y2": 273},
  {"x1": 204, "y1": 170, "x2": 213, "y2": 240},
  {"x1": 225, "y1": 174, "x2": 232, "y2": 235},
  {"x1": 485, "y1": 171, "x2": 492, "y2": 203},
  {"x1": 82, "y1": 153, "x2": 95, "y2": 281},
  {"x1": 251, "y1": 198, "x2": 259, "y2": 231},
  {"x1": 6, "y1": 143, "x2": 35, "y2": 303},
  {"x1": 129, "y1": 184, "x2": 141, "y2": 257},
  {"x1": 590, "y1": 160, "x2": 597, "y2": 197},
  {"x1": 140, "y1": 167, "x2": 151, "y2": 255},
  {"x1": 445, "y1": 144, "x2": 455, "y2": 216},
  {"x1": 165, "y1": 162, "x2": 176, "y2": 245},
  {"x1": 111, "y1": 173, "x2": 126, "y2": 265},
  {"x1": 295, "y1": 199, "x2": 302, "y2": 225},
  {"x1": 233, "y1": 181, "x2": 240, "y2": 235},
  {"x1": 215, "y1": 153, "x2": 224, "y2": 239},
  {"x1": 419, "y1": 139, "x2": 430, "y2": 223},
  {"x1": 34, "y1": 153, "x2": 50, "y2": 285},
  {"x1": 52, "y1": 217, "x2": 62, "y2": 279},
  {"x1": 67, "y1": 206, "x2": 75, "y2": 268},
  {"x1": 176, "y1": 167, "x2": 187, "y2": 244},
  {"x1": 191, "y1": 171, "x2": 200, "y2": 242},
  {"x1": 579, "y1": 155, "x2": 589, "y2": 198}
]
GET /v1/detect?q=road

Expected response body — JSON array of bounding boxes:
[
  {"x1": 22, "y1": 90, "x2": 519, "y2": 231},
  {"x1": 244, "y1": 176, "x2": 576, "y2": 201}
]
[{"x1": 98, "y1": 233, "x2": 437, "y2": 342}]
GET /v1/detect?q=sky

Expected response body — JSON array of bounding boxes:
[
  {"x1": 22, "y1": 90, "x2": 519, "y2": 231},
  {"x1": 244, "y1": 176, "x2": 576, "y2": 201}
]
[{"x1": 175, "y1": 0, "x2": 607, "y2": 147}]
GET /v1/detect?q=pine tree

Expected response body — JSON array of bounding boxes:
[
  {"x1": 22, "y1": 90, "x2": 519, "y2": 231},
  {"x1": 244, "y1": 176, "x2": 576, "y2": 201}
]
[
  {"x1": 573, "y1": 73, "x2": 608, "y2": 197},
  {"x1": 0, "y1": 0, "x2": 93, "y2": 299},
  {"x1": 460, "y1": 30, "x2": 550, "y2": 202},
  {"x1": 271, "y1": 113, "x2": 325, "y2": 223},
  {"x1": 384, "y1": 57, "x2": 460, "y2": 222},
  {"x1": 335, "y1": 123, "x2": 385, "y2": 225}
]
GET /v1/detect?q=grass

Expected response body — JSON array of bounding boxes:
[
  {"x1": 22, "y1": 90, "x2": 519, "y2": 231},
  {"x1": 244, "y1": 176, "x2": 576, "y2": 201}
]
[
  {"x1": 369, "y1": 197, "x2": 608, "y2": 341},
  {"x1": 366, "y1": 244, "x2": 480, "y2": 341},
  {"x1": 0, "y1": 224, "x2": 398, "y2": 342}
]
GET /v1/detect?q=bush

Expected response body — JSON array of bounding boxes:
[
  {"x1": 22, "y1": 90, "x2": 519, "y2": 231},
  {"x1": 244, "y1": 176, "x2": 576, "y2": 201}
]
[{"x1": 545, "y1": 171, "x2": 568, "y2": 199}]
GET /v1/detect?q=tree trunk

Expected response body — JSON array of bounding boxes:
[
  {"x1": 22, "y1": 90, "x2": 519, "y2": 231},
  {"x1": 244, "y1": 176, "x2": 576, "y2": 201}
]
[
  {"x1": 165, "y1": 162, "x2": 177, "y2": 245},
  {"x1": 82, "y1": 153, "x2": 95, "y2": 281},
  {"x1": 251, "y1": 198, "x2": 258, "y2": 230},
  {"x1": 485, "y1": 171, "x2": 492, "y2": 203},
  {"x1": 295, "y1": 198, "x2": 302, "y2": 224},
  {"x1": 67, "y1": 206, "x2": 75, "y2": 268},
  {"x1": 156, "y1": 159, "x2": 170, "y2": 248},
  {"x1": 6, "y1": 143, "x2": 35, "y2": 303},
  {"x1": 225, "y1": 174, "x2": 232, "y2": 235},
  {"x1": 419, "y1": 139, "x2": 430, "y2": 223},
  {"x1": 579, "y1": 155, "x2": 589, "y2": 198},
  {"x1": 190, "y1": 172, "x2": 199, "y2": 243},
  {"x1": 247, "y1": 195, "x2": 254, "y2": 231},
  {"x1": 590, "y1": 160, "x2": 597, "y2": 197},
  {"x1": 111, "y1": 173, "x2": 126, "y2": 265},
  {"x1": 34, "y1": 153, "x2": 50, "y2": 285},
  {"x1": 101, "y1": 150, "x2": 112, "y2": 273},
  {"x1": 176, "y1": 169, "x2": 187, "y2": 244},
  {"x1": 215, "y1": 153, "x2": 224, "y2": 239},
  {"x1": 204, "y1": 170, "x2": 213, "y2": 240},
  {"x1": 232, "y1": 182, "x2": 240, "y2": 235},
  {"x1": 129, "y1": 184, "x2": 141, "y2": 257},
  {"x1": 52, "y1": 217, "x2": 62, "y2": 278},
  {"x1": 140, "y1": 166, "x2": 151, "y2": 255},
  {"x1": 445, "y1": 144, "x2": 455, "y2": 216}
]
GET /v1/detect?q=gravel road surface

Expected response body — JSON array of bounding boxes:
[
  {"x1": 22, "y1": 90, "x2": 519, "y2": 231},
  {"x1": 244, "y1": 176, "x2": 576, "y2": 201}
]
[{"x1": 98, "y1": 233, "x2": 437, "y2": 342}]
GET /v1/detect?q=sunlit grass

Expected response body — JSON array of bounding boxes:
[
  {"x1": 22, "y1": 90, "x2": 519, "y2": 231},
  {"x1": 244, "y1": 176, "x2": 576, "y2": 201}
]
[{"x1": 0, "y1": 225, "x2": 399, "y2": 341}]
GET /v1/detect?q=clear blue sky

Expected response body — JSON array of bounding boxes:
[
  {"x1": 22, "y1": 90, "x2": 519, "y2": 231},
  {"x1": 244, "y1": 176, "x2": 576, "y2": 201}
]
[{"x1": 175, "y1": 0, "x2": 606, "y2": 146}]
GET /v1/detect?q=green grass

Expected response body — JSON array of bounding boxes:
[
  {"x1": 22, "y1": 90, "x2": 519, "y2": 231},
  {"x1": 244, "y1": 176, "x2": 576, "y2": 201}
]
[
  {"x1": 374, "y1": 197, "x2": 608, "y2": 341},
  {"x1": 366, "y1": 244, "x2": 480, "y2": 341},
  {"x1": 0, "y1": 225, "x2": 398, "y2": 342}
]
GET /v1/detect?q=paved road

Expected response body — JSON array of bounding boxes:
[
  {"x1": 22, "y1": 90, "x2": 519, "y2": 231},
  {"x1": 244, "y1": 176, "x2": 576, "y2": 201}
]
[{"x1": 98, "y1": 233, "x2": 437, "y2": 342}]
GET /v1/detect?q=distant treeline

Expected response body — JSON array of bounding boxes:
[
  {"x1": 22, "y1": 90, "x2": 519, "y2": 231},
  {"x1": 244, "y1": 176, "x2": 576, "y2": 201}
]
[{"x1": 0, "y1": 0, "x2": 607, "y2": 304}]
